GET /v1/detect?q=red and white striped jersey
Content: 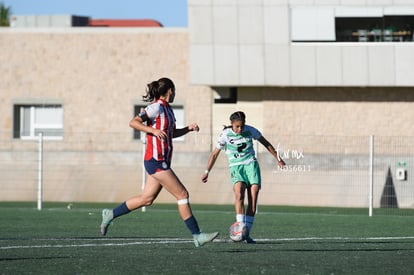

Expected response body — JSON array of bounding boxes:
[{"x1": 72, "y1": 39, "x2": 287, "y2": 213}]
[{"x1": 142, "y1": 99, "x2": 176, "y2": 162}]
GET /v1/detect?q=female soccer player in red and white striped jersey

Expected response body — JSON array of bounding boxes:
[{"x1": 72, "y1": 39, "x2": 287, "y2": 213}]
[{"x1": 100, "y1": 77, "x2": 218, "y2": 247}]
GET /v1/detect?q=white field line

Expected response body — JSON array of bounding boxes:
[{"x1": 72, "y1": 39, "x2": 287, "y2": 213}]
[
  {"x1": 0, "y1": 239, "x2": 193, "y2": 250},
  {"x1": 1, "y1": 236, "x2": 414, "y2": 250},
  {"x1": 259, "y1": 236, "x2": 414, "y2": 241}
]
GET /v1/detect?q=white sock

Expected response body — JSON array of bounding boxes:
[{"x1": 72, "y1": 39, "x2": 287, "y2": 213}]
[{"x1": 236, "y1": 214, "x2": 244, "y2": 223}]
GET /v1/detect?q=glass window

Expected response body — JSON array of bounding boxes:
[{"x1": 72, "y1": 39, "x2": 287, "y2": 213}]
[
  {"x1": 291, "y1": 6, "x2": 414, "y2": 42},
  {"x1": 336, "y1": 16, "x2": 414, "y2": 42},
  {"x1": 13, "y1": 104, "x2": 63, "y2": 140}
]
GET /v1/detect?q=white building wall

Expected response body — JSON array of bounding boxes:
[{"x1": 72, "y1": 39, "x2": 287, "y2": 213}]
[{"x1": 188, "y1": 0, "x2": 414, "y2": 87}]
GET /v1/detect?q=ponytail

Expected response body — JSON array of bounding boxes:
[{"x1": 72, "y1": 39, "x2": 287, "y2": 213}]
[
  {"x1": 142, "y1": 77, "x2": 175, "y2": 102},
  {"x1": 143, "y1": 81, "x2": 159, "y2": 102}
]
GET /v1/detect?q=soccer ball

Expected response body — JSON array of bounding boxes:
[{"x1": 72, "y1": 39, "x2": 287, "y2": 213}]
[{"x1": 229, "y1": 221, "x2": 249, "y2": 242}]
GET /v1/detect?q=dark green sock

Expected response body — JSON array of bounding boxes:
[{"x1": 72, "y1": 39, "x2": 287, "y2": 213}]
[
  {"x1": 113, "y1": 202, "x2": 130, "y2": 218},
  {"x1": 184, "y1": 216, "x2": 200, "y2": 235}
]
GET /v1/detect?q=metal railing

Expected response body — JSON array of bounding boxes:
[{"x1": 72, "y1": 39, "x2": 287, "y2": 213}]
[{"x1": 1, "y1": 132, "x2": 413, "y2": 215}]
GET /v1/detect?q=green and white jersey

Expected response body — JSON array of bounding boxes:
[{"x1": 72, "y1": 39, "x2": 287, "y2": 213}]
[{"x1": 216, "y1": 125, "x2": 262, "y2": 167}]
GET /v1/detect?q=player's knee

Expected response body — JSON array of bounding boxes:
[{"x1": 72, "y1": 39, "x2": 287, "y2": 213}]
[
  {"x1": 177, "y1": 198, "x2": 189, "y2": 205},
  {"x1": 234, "y1": 192, "x2": 245, "y2": 202},
  {"x1": 177, "y1": 189, "x2": 189, "y2": 199}
]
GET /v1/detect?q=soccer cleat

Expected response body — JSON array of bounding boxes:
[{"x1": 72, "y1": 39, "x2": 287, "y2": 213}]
[
  {"x1": 193, "y1": 232, "x2": 219, "y2": 247},
  {"x1": 245, "y1": 236, "x2": 256, "y2": 244},
  {"x1": 100, "y1": 209, "x2": 114, "y2": 236}
]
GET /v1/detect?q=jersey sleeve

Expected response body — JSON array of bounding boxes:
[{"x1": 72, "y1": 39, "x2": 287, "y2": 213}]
[
  {"x1": 138, "y1": 108, "x2": 149, "y2": 122},
  {"x1": 144, "y1": 102, "x2": 160, "y2": 121},
  {"x1": 216, "y1": 130, "x2": 228, "y2": 150},
  {"x1": 247, "y1": 125, "x2": 262, "y2": 140}
]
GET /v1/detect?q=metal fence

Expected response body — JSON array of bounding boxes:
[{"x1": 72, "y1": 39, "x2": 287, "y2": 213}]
[{"x1": 0, "y1": 132, "x2": 413, "y2": 216}]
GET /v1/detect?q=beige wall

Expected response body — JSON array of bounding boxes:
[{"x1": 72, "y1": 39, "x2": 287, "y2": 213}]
[
  {"x1": 212, "y1": 87, "x2": 414, "y2": 154},
  {"x1": 1, "y1": 28, "x2": 413, "y2": 208},
  {"x1": 0, "y1": 28, "x2": 213, "y2": 203},
  {"x1": 0, "y1": 28, "x2": 213, "y2": 152}
]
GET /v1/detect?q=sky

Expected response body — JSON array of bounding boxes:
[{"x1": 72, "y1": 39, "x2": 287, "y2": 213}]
[{"x1": 3, "y1": 0, "x2": 188, "y2": 27}]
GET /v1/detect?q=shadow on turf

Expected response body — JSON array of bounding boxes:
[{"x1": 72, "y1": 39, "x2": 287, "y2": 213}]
[
  {"x1": 279, "y1": 248, "x2": 414, "y2": 252},
  {"x1": 254, "y1": 240, "x2": 414, "y2": 252},
  {"x1": 0, "y1": 256, "x2": 71, "y2": 261}
]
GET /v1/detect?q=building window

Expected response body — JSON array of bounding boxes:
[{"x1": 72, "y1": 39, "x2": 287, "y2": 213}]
[
  {"x1": 214, "y1": 87, "x2": 237, "y2": 104},
  {"x1": 291, "y1": 6, "x2": 414, "y2": 42},
  {"x1": 13, "y1": 104, "x2": 63, "y2": 140},
  {"x1": 133, "y1": 105, "x2": 185, "y2": 141},
  {"x1": 336, "y1": 16, "x2": 414, "y2": 42}
]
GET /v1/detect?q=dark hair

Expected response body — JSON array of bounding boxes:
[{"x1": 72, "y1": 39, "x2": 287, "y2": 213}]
[
  {"x1": 143, "y1": 77, "x2": 175, "y2": 102},
  {"x1": 223, "y1": 111, "x2": 246, "y2": 129}
]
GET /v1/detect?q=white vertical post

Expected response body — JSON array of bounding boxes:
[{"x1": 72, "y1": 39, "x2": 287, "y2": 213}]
[
  {"x1": 37, "y1": 132, "x2": 43, "y2": 211},
  {"x1": 369, "y1": 135, "x2": 374, "y2": 217},
  {"x1": 141, "y1": 132, "x2": 147, "y2": 212}
]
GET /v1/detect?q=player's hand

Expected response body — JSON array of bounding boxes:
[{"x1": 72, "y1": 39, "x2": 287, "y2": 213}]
[
  {"x1": 188, "y1": 123, "x2": 199, "y2": 132},
  {"x1": 201, "y1": 172, "x2": 208, "y2": 183},
  {"x1": 277, "y1": 159, "x2": 286, "y2": 168},
  {"x1": 152, "y1": 129, "x2": 166, "y2": 139}
]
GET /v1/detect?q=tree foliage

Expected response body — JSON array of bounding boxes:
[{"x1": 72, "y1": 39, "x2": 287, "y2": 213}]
[{"x1": 0, "y1": 1, "x2": 11, "y2": 27}]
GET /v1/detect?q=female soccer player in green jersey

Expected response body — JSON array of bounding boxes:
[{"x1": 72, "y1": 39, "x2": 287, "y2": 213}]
[{"x1": 201, "y1": 111, "x2": 285, "y2": 243}]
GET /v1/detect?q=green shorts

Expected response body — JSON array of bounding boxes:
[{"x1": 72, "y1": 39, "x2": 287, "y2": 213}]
[{"x1": 229, "y1": 161, "x2": 261, "y2": 188}]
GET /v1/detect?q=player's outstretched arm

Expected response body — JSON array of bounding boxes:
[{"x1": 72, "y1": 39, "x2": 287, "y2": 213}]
[
  {"x1": 201, "y1": 148, "x2": 221, "y2": 183},
  {"x1": 258, "y1": 136, "x2": 286, "y2": 168},
  {"x1": 173, "y1": 123, "x2": 200, "y2": 138}
]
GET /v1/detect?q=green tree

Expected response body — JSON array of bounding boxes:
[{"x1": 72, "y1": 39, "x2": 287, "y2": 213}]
[{"x1": 0, "y1": 2, "x2": 11, "y2": 27}]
